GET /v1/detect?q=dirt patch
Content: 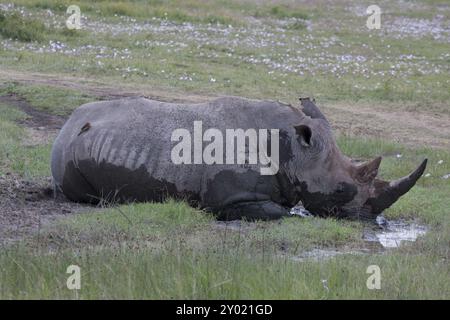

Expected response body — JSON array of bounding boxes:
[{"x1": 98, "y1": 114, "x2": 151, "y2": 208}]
[
  {"x1": 323, "y1": 103, "x2": 450, "y2": 149},
  {"x1": 0, "y1": 95, "x2": 91, "y2": 246},
  {"x1": 2, "y1": 69, "x2": 448, "y2": 149},
  {"x1": 0, "y1": 94, "x2": 65, "y2": 146},
  {"x1": 0, "y1": 174, "x2": 90, "y2": 246},
  {"x1": 0, "y1": 94, "x2": 65, "y2": 130},
  {"x1": 0, "y1": 68, "x2": 210, "y2": 103},
  {"x1": 23, "y1": 127, "x2": 54, "y2": 146}
]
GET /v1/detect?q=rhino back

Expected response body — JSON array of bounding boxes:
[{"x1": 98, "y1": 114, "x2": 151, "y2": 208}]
[{"x1": 51, "y1": 96, "x2": 304, "y2": 204}]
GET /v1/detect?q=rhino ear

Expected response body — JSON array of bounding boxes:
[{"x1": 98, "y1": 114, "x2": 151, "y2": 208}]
[
  {"x1": 355, "y1": 156, "x2": 382, "y2": 183},
  {"x1": 299, "y1": 97, "x2": 329, "y2": 125},
  {"x1": 294, "y1": 125, "x2": 312, "y2": 147}
]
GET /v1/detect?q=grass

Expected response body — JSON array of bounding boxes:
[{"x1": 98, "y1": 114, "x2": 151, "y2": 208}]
[
  {"x1": 0, "y1": 0, "x2": 447, "y2": 107},
  {"x1": 0, "y1": 82, "x2": 98, "y2": 116},
  {"x1": 1, "y1": 191, "x2": 449, "y2": 299},
  {"x1": 0, "y1": 0, "x2": 449, "y2": 299},
  {"x1": 35, "y1": 200, "x2": 363, "y2": 254},
  {"x1": 0, "y1": 10, "x2": 48, "y2": 42},
  {"x1": 0, "y1": 8, "x2": 84, "y2": 42},
  {"x1": 0, "y1": 102, "x2": 51, "y2": 177},
  {"x1": 2, "y1": 244, "x2": 449, "y2": 299},
  {"x1": 267, "y1": 5, "x2": 309, "y2": 20},
  {"x1": 11, "y1": 0, "x2": 242, "y2": 25},
  {"x1": 0, "y1": 82, "x2": 98, "y2": 177}
]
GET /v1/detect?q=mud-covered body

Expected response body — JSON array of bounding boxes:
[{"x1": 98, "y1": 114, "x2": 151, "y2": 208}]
[
  {"x1": 51, "y1": 96, "x2": 426, "y2": 220},
  {"x1": 52, "y1": 97, "x2": 310, "y2": 219}
]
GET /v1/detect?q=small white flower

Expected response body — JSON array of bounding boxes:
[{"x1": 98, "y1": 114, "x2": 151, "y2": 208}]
[
  {"x1": 210, "y1": 78, "x2": 216, "y2": 83},
  {"x1": 396, "y1": 154, "x2": 403, "y2": 158},
  {"x1": 438, "y1": 160, "x2": 444, "y2": 165},
  {"x1": 321, "y1": 279, "x2": 329, "y2": 292},
  {"x1": 424, "y1": 173, "x2": 431, "y2": 178}
]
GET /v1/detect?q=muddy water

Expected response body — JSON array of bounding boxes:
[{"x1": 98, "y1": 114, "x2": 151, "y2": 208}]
[
  {"x1": 363, "y1": 218, "x2": 428, "y2": 249},
  {"x1": 290, "y1": 206, "x2": 428, "y2": 250},
  {"x1": 214, "y1": 211, "x2": 428, "y2": 261},
  {"x1": 293, "y1": 217, "x2": 428, "y2": 261}
]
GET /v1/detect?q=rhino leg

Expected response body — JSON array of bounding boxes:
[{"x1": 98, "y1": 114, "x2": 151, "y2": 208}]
[{"x1": 216, "y1": 200, "x2": 290, "y2": 221}]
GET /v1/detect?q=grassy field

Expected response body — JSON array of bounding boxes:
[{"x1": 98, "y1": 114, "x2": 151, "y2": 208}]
[{"x1": 0, "y1": 0, "x2": 449, "y2": 299}]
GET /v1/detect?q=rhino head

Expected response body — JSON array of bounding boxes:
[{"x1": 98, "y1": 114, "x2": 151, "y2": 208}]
[{"x1": 292, "y1": 98, "x2": 427, "y2": 220}]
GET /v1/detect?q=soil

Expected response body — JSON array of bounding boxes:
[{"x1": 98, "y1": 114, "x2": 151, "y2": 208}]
[
  {"x1": 325, "y1": 103, "x2": 450, "y2": 150},
  {"x1": 0, "y1": 94, "x2": 65, "y2": 146},
  {"x1": 0, "y1": 68, "x2": 210, "y2": 103},
  {"x1": 0, "y1": 95, "x2": 91, "y2": 246},
  {"x1": 0, "y1": 174, "x2": 89, "y2": 246}
]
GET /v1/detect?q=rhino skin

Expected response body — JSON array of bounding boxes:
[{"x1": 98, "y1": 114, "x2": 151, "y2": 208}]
[{"x1": 51, "y1": 96, "x2": 427, "y2": 220}]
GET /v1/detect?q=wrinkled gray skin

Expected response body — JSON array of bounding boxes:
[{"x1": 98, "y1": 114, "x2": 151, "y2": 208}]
[{"x1": 51, "y1": 96, "x2": 427, "y2": 220}]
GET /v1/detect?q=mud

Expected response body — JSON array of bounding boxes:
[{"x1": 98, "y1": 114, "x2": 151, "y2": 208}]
[
  {"x1": 0, "y1": 174, "x2": 89, "y2": 246},
  {"x1": 363, "y1": 219, "x2": 428, "y2": 249},
  {"x1": 292, "y1": 217, "x2": 428, "y2": 261},
  {"x1": 0, "y1": 94, "x2": 65, "y2": 130},
  {"x1": 214, "y1": 214, "x2": 428, "y2": 262},
  {"x1": 0, "y1": 95, "x2": 90, "y2": 246}
]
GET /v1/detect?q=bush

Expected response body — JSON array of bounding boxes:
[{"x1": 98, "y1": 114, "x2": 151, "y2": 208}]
[
  {"x1": 269, "y1": 5, "x2": 309, "y2": 20},
  {"x1": 0, "y1": 10, "x2": 48, "y2": 42}
]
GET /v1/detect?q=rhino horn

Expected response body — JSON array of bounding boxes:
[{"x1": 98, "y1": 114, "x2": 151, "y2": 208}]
[
  {"x1": 299, "y1": 97, "x2": 329, "y2": 124},
  {"x1": 354, "y1": 156, "x2": 382, "y2": 183},
  {"x1": 364, "y1": 159, "x2": 428, "y2": 215}
]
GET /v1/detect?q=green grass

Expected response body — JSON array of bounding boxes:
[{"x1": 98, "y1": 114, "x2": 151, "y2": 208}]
[
  {"x1": 267, "y1": 5, "x2": 309, "y2": 20},
  {"x1": 0, "y1": 82, "x2": 98, "y2": 116},
  {"x1": 0, "y1": 10, "x2": 48, "y2": 42},
  {"x1": 1, "y1": 1, "x2": 449, "y2": 107},
  {"x1": 11, "y1": 0, "x2": 242, "y2": 25},
  {"x1": 0, "y1": 82, "x2": 99, "y2": 177},
  {"x1": 2, "y1": 244, "x2": 449, "y2": 299},
  {"x1": 0, "y1": 8, "x2": 84, "y2": 43},
  {"x1": 36, "y1": 200, "x2": 363, "y2": 254},
  {"x1": 0, "y1": 103, "x2": 51, "y2": 177},
  {"x1": 1, "y1": 187, "x2": 448, "y2": 299}
]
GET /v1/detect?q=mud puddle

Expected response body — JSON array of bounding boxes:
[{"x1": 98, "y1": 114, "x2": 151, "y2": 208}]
[
  {"x1": 363, "y1": 218, "x2": 428, "y2": 249},
  {"x1": 0, "y1": 174, "x2": 91, "y2": 246},
  {"x1": 293, "y1": 216, "x2": 428, "y2": 261}
]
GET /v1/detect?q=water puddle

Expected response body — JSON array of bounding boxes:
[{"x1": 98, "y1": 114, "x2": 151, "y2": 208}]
[
  {"x1": 363, "y1": 218, "x2": 428, "y2": 249},
  {"x1": 291, "y1": 215, "x2": 428, "y2": 261},
  {"x1": 214, "y1": 212, "x2": 428, "y2": 262}
]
